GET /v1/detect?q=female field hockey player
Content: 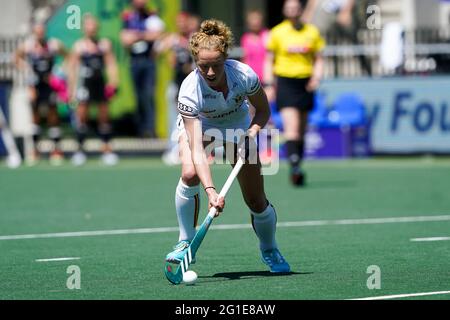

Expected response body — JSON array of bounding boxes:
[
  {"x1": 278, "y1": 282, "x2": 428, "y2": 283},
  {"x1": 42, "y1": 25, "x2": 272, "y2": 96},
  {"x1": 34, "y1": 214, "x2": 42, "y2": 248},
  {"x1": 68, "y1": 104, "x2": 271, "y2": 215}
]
[
  {"x1": 15, "y1": 22, "x2": 68, "y2": 165},
  {"x1": 69, "y1": 14, "x2": 119, "y2": 166},
  {"x1": 165, "y1": 19, "x2": 290, "y2": 273},
  {"x1": 265, "y1": 0, "x2": 325, "y2": 186}
]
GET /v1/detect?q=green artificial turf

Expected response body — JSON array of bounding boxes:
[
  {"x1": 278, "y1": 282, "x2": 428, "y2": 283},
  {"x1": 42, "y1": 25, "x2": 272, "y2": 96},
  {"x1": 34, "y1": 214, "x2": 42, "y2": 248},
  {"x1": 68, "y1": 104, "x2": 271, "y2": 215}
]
[{"x1": 0, "y1": 157, "x2": 449, "y2": 300}]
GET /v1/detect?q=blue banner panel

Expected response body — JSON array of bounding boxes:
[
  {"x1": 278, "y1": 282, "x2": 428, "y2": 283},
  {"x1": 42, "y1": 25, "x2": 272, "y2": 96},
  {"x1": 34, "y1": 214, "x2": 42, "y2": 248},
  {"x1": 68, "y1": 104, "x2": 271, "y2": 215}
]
[{"x1": 319, "y1": 77, "x2": 450, "y2": 153}]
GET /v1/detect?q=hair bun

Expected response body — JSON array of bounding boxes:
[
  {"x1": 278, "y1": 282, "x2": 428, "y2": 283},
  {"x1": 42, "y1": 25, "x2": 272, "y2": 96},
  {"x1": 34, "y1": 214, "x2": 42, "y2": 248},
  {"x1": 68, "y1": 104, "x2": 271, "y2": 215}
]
[
  {"x1": 190, "y1": 19, "x2": 234, "y2": 59},
  {"x1": 200, "y1": 20, "x2": 220, "y2": 36}
]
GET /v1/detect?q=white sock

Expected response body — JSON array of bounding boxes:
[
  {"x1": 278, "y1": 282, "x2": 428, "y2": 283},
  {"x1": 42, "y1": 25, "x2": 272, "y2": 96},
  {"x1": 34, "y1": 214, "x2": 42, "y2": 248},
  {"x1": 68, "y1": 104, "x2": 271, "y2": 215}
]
[
  {"x1": 175, "y1": 178, "x2": 200, "y2": 242},
  {"x1": 250, "y1": 203, "x2": 278, "y2": 251}
]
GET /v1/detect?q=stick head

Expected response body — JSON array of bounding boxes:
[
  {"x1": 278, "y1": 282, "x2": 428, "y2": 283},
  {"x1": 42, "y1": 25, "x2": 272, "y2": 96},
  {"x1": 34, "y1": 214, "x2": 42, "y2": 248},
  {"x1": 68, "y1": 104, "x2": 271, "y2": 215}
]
[
  {"x1": 164, "y1": 261, "x2": 183, "y2": 285},
  {"x1": 164, "y1": 242, "x2": 195, "y2": 285}
]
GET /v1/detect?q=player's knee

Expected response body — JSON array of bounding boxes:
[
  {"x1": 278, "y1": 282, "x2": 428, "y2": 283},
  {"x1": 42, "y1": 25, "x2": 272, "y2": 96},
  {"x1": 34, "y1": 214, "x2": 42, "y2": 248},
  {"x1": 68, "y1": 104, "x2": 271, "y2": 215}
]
[
  {"x1": 284, "y1": 131, "x2": 300, "y2": 141},
  {"x1": 181, "y1": 168, "x2": 200, "y2": 186},
  {"x1": 246, "y1": 196, "x2": 268, "y2": 213}
]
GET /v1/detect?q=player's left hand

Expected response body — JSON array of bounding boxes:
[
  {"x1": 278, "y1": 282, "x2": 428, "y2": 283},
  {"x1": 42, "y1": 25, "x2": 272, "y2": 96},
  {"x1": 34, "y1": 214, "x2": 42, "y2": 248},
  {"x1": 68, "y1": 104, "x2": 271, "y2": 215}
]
[
  {"x1": 237, "y1": 132, "x2": 258, "y2": 162},
  {"x1": 306, "y1": 77, "x2": 320, "y2": 92}
]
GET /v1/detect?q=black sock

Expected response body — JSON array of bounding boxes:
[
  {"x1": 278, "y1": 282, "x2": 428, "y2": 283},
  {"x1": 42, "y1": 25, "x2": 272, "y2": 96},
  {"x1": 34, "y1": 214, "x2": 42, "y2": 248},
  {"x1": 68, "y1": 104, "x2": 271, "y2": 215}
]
[
  {"x1": 32, "y1": 134, "x2": 40, "y2": 145},
  {"x1": 98, "y1": 123, "x2": 112, "y2": 144},
  {"x1": 76, "y1": 124, "x2": 88, "y2": 151},
  {"x1": 77, "y1": 134, "x2": 86, "y2": 152},
  {"x1": 286, "y1": 140, "x2": 300, "y2": 171},
  {"x1": 32, "y1": 124, "x2": 41, "y2": 145},
  {"x1": 298, "y1": 140, "x2": 305, "y2": 164}
]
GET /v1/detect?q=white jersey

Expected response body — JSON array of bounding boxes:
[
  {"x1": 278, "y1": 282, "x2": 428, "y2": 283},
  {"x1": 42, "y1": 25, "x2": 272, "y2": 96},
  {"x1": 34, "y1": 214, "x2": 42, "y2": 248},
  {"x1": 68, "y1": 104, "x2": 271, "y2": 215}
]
[{"x1": 177, "y1": 59, "x2": 261, "y2": 142}]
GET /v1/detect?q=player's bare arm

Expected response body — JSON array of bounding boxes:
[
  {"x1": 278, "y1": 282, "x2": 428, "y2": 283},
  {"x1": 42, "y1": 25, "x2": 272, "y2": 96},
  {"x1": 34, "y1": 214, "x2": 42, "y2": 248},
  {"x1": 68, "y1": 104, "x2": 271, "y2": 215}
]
[
  {"x1": 102, "y1": 39, "x2": 119, "y2": 88},
  {"x1": 67, "y1": 42, "x2": 81, "y2": 101},
  {"x1": 50, "y1": 39, "x2": 68, "y2": 58},
  {"x1": 140, "y1": 28, "x2": 164, "y2": 42},
  {"x1": 306, "y1": 52, "x2": 324, "y2": 92},
  {"x1": 182, "y1": 116, "x2": 225, "y2": 213},
  {"x1": 247, "y1": 86, "x2": 271, "y2": 138},
  {"x1": 120, "y1": 28, "x2": 163, "y2": 48},
  {"x1": 120, "y1": 29, "x2": 140, "y2": 48},
  {"x1": 14, "y1": 43, "x2": 28, "y2": 71}
]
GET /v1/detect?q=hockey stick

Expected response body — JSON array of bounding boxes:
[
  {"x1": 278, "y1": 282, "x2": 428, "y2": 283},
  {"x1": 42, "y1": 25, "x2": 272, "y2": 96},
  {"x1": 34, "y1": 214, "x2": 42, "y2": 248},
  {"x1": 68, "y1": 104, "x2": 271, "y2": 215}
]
[{"x1": 164, "y1": 157, "x2": 245, "y2": 284}]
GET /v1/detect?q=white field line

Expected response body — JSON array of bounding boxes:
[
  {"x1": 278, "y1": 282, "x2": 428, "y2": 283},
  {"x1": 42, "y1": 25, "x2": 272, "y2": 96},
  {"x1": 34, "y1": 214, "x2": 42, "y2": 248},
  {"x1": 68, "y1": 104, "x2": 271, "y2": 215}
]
[
  {"x1": 410, "y1": 237, "x2": 450, "y2": 242},
  {"x1": 0, "y1": 215, "x2": 450, "y2": 241},
  {"x1": 35, "y1": 257, "x2": 80, "y2": 262},
  {"x1": 0, "y1": 226, "x2": 180, "y2": 241},
  {"x1": 349, "y1": 290, "x2": 450, "y2": 300}
]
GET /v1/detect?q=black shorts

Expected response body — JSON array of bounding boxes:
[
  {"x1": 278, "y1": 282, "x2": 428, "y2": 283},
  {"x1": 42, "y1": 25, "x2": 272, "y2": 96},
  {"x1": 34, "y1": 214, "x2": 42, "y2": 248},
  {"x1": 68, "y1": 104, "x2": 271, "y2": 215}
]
[
  {"x1": 276, "y1": 76, "x2": 314, "y2": 112},
  {"x1": 76, "y1": 77, "x2": 106, "y2": 104},
  {"x1": 33, "y1": 82, "x2": 57, "y2": 108}
]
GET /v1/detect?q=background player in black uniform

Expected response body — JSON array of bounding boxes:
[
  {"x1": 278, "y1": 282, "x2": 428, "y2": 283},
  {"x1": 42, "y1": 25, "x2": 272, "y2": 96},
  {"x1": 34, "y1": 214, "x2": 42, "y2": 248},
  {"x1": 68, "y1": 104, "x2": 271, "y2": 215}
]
[
  {"x1": 15, "y1": 22, "x2": 67, "y2": 165},
  {"x1": 69, "y1": 14, "x2": 119, "y2": 166}
]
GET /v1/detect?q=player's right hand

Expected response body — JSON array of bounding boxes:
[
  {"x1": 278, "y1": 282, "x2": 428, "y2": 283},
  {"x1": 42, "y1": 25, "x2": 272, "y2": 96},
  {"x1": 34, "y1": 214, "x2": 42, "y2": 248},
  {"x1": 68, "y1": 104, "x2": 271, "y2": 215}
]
[{"x1": 206, "y1": 188, "x2": 225, "y2": 216}]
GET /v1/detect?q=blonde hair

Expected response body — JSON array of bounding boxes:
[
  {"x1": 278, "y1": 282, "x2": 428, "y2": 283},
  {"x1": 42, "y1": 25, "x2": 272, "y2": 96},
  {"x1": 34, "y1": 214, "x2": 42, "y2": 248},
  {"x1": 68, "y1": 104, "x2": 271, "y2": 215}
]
[{"x1": 190, "y1": 19, "x2": 234, "y2": 60}]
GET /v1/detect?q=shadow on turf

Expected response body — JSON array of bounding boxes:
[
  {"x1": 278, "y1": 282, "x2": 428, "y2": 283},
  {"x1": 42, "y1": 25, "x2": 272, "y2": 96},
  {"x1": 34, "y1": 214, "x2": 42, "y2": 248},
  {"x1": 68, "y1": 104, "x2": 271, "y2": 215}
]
[{"x1": 198, "y1": 270, "x2": 311, "y2": 283}]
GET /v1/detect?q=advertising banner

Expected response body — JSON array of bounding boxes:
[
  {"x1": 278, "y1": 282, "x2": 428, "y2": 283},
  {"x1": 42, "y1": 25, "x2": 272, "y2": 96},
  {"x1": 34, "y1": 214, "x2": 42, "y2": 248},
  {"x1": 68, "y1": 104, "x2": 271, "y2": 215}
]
[{"x1": 319, "y1": 77, "x2": 450, "y2": 153}]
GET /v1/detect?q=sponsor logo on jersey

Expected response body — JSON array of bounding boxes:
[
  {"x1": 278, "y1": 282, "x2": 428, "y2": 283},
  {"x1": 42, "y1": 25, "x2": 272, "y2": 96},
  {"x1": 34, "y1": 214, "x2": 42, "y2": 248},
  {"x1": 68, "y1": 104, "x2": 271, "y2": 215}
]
[
  {"x1": 233, "y1": 94, "x2": 245, "y2": 106},
  {"x1": 178, "y1": 102, "x2": 197, "y2": 116},
  {"x1": 204, "y1": 105, "x2": 242, "y2": 119},
  {"x1": 287, "y1": 45, "x2": 312, "y2": 54}
]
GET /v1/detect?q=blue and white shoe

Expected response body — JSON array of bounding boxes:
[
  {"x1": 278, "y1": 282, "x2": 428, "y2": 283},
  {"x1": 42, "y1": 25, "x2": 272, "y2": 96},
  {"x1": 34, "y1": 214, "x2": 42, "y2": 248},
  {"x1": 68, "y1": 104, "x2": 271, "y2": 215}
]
[
  {"x1": 165, "y1": 240, "x2": 195, "y2": 264},
  {"x1": 261, "y1": 248, "x2": 291, "y2": 273}
]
